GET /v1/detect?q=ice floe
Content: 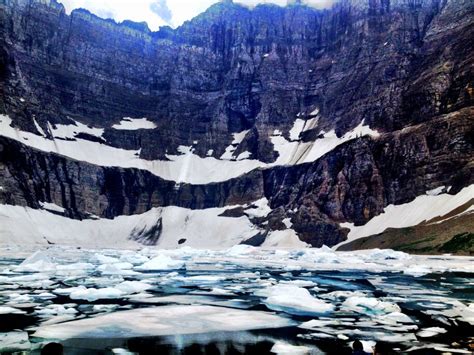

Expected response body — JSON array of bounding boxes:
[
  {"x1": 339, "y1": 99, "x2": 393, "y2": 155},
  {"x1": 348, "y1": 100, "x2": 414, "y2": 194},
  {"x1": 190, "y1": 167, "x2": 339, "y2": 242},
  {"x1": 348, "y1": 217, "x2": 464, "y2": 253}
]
[
  {"x1": 0, "y1": 332, "x2": 31, "y2": 352},
  {"x1": 342, "y1": 296, "x2": 401, "y2": 315},
  {"x1": 271, "y1": 341, "x2": 313, "y2": 354},
  {"x1": 34, "y1": 305, "x2": 295, "y2": 339},
  {"x1": 259, "y1": 285, "x2": 333, "y2": 316},
  {"x1": 417, "y1": 326, "x2": 447, "y2": 338},
  {"x1": 69, "y1": 286, "x2": 125, "y2": 301},
  {"x1": 135, "y1": 254, "x2": 185, "y2": 270}
]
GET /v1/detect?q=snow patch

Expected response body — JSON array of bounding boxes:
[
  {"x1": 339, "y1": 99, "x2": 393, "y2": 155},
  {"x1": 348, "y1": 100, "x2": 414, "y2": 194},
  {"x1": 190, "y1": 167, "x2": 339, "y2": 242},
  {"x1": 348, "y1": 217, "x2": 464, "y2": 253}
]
[
  {"x1": 244, "y1": 198, "x2": 272, "y2": 218},
  {"x1": 0, "y1": 114, "x2": 265, "y2": 184},
  {"x1": 262, "y1": 230, "x2": 309, "y2": 248},
  {"x1": 39, "y1": 201, "x2": 65, "y2": 213},
  {"x1": 112, "y1": 117, "x2": 157, "y2": 130},
  {"x1": 51, "y1": 118, "x2": 104, "y2": 139},
  {"x1": 271, "y1": 120, "x2": 379, "y2": 166},
  {"x1": 0, "y1": 203, "x2": 263, "y2": 249},
  {"x1": 220, "y1": 130, "x2": 249, "y2": 160},
  {"x1": 336, "y1": 184, "x2": 474, "y2": 248},
  {"x1": 289, "y1": 116, "x2": 319, "y2": 141}
]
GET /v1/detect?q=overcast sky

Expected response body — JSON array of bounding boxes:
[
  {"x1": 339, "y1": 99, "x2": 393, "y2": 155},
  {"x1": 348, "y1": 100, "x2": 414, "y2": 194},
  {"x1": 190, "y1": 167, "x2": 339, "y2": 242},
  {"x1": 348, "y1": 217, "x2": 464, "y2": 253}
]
[{"x1": 59, "y1": 0, "x2": 334, "y2": 31}]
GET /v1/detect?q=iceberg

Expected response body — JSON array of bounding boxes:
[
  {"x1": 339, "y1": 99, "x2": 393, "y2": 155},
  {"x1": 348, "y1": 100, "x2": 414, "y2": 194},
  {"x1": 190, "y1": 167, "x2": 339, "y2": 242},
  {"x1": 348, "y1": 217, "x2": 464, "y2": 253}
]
[{"x1": 15, "y1": 251, "x2": 56, "y2": 272}]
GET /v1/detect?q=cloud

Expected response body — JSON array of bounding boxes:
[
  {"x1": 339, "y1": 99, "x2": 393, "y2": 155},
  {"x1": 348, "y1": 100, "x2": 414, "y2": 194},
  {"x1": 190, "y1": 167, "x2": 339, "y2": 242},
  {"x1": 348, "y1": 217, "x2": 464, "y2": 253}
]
[
  {"x1": 150, "y1": 0, "x2": 172, "y2": 24},
  {"x1": 59, "y1": 0, "x2": 335, "y2": 31}
]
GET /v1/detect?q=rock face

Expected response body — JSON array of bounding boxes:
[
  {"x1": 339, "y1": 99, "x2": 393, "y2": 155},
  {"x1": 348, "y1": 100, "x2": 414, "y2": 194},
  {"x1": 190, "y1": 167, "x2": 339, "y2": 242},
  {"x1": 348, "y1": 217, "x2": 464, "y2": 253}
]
[{"x1": 0, "y1": 0, "x2": 472, "y2": 249}]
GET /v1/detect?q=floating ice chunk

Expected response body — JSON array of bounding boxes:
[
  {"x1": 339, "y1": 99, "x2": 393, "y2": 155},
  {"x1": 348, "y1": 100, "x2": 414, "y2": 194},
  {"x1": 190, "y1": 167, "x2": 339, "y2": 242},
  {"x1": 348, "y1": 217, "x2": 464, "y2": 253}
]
[
  {"x1": 261, "y1": 285, "x2": 333, "y2": 316},
  {"x1": 342, "y1": 296, "x2": 401, "y2": 315},
  {"x1": 279, "y1": 280, "x2": 318, "y2": 288},
  {"x1": 403, "y1": 265, "x2": 431, "y2": 277},
  {"x1": 112, "y1": 349, "x2": 136, "y2": 355},
  {"x1": 69, "y1": 287, "x2": 125, "y2": 301},
  {"x1": 226, "y1": 245, "x2": 258, "y2": 257},
  {"x1": 135, "y1": 254, "x2": 185, "y2": 271},
  {"x1": 119, "y1": 253, "x2": 149, "y2": 265},
  {"x1": 360, "y1": 341, "x2": 376, "y2": 354},
  {"x1": 271, "y1": 341, "x2": 313, "y2": 354},
  {"x1": 0, "y1": 332, "x2": 31, "y2": 352},
  {"x1": 36, "y1": 304, "x2": 77, "y2": 316},
  {"x1": 368, "y1": 249, "x2": 410, "y2": 261},
  {"x1": 54, "y1": 286, "x2": 88, "y2": 296},
  {"x1": 433, "y1": 347, "x2": 471, "y2": 354},
  {"x1": 417, "y1": 327, "x2": 447, "y2": 338},
  {"x1": 92, "y1": 304, "x2": 118, "y2": 313},
  {"x1": 0, "y1": 306, "x2": 26, "y2": 314},
  {"x1": 34, "y1": 305, "x2": 295, "y2": 339},
  {"x1": 376, "y1": 312, "x2": 415, "y2": 325},
  {"x1": 320, "y1": 290, "x2": 367, "y2": 300},
  {"x1": 98, "y1": 263, "x2": 136, "y2": 275},
  {"x1": 8, "y1": 293, "x2": 32, "y2": 303},
  {"x1": 57, "y1": 263, "x2": 95, "y2": 271},
  {"x1": 16, "y1": 251, "x2": 56, "y2": 272},
  {"x1": 175, "y1": 275, "x2": 225, "y2": 284},
  {"x1": 36, "y1": 292, "x2": 57, "y2": 300},
  {"x1": 115, "y1": 281, "x2": 151, "y2": 294},
  {"x1": 95, "y1": 254, "x2": 121, "y2": 264}
]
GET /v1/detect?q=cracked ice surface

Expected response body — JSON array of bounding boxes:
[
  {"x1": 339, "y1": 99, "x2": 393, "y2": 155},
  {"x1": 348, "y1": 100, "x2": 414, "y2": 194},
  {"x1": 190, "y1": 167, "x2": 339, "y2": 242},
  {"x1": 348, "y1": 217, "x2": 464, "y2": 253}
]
[{"x1": 0, "y1": 246, "x2": 473, "y2": 353}]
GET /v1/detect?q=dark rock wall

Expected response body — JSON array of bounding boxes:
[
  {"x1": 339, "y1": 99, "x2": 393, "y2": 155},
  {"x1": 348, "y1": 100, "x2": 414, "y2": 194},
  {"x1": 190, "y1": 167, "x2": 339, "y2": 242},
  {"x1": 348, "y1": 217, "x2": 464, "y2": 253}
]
[{"x1": 0, "y1": 0, "x2": 473, "y2": 246}]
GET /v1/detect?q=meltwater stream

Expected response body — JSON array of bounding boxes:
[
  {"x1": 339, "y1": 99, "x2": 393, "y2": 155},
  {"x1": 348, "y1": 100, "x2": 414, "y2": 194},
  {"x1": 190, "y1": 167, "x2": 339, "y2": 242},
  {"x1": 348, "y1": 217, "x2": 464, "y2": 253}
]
[{"x1": 0, "y1": 246, "x2": 473, "y2": 354}]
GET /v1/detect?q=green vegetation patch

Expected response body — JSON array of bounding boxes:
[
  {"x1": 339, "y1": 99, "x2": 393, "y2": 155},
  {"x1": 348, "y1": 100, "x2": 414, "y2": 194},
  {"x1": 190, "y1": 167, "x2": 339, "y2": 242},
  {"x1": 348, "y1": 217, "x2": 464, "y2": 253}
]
[{"x1": 440, "y1": 233, "x2": 474, "y2": 253}]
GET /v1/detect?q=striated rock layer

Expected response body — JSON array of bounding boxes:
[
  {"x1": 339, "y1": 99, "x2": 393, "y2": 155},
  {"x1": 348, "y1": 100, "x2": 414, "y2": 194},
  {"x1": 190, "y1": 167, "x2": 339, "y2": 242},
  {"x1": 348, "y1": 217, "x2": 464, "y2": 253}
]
[{"x1": 0, "y1": 0, "x2": 472, "y2": 250}]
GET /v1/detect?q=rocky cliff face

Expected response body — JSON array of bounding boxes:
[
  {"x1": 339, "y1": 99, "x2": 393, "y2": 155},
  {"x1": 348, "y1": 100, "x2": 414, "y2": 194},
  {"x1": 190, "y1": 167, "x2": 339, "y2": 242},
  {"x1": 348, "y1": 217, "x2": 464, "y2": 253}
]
[{"x1": 0, "y1": 0, "x2": 472, "y2": 249}]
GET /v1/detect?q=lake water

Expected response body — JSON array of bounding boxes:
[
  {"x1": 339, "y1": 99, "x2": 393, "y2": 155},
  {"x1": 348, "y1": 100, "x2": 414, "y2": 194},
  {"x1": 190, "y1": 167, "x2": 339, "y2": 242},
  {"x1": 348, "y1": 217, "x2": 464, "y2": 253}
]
[{"x1": 0, "y1": 246, "x2": 473, "y2": 354}]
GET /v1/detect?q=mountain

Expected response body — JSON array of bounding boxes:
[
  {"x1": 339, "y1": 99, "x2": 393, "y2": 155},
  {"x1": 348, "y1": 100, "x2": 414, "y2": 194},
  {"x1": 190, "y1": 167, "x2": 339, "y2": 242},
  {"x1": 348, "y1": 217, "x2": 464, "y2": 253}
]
[{"x1": 0, "y1": 0, "x2": 472, "y2": 252}]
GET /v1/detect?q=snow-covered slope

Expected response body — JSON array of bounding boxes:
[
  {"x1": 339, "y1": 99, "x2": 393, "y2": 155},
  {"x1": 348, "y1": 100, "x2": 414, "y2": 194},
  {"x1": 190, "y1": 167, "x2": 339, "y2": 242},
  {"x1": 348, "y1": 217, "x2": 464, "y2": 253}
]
[
  {"x1": 0, "y1": 114, "x2": 379, "y2": 184},
  {"x1": 335, "y1": 185, "x2": 474, "y2": 249},
  {"x1": 0, "y1": 199, "x2": 307, "y2": 249}
]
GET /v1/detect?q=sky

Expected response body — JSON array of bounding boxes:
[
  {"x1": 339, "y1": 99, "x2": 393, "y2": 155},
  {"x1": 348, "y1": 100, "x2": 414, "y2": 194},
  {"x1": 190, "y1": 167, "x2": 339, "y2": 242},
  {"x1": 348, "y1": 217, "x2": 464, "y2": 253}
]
[{"x1": 59, "y1": 0, "x2": 335, "y2": 31}]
